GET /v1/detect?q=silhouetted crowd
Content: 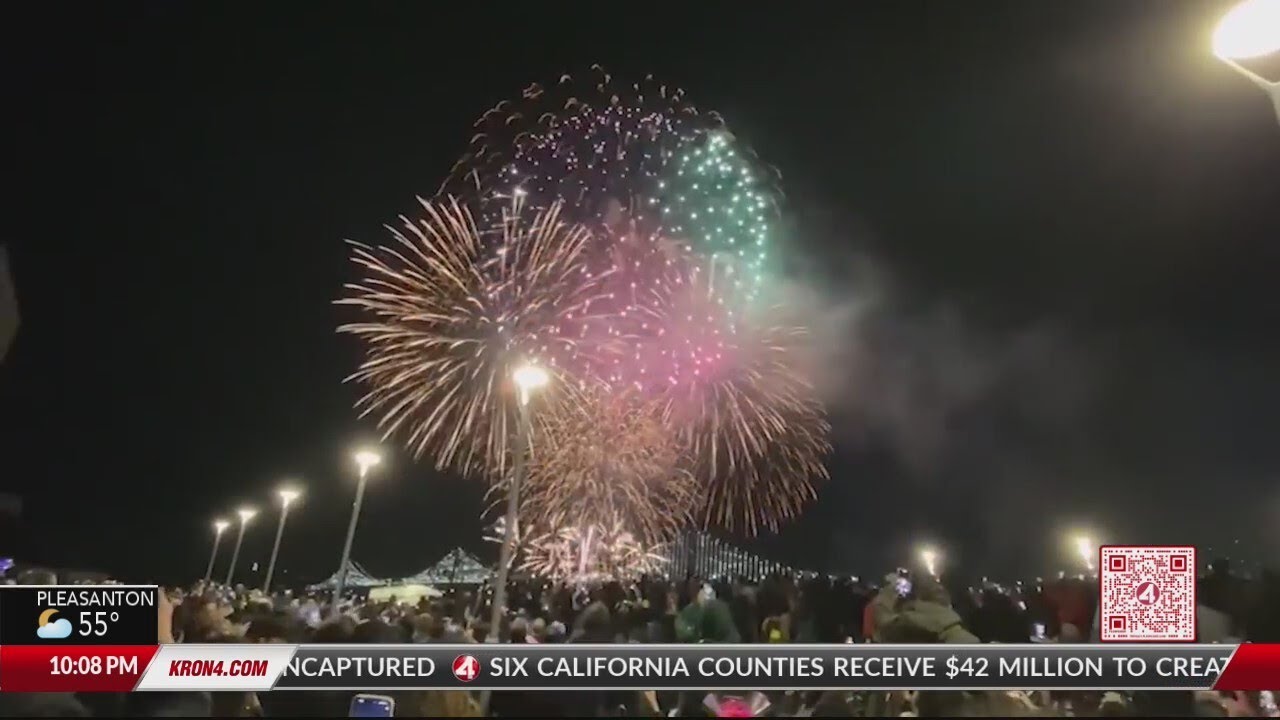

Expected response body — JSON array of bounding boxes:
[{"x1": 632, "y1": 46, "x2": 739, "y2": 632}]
[{"x1": 2, "y1": 558, "x2": 1278, "y2": 717}]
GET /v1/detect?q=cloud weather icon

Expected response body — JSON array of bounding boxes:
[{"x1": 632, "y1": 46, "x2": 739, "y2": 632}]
[{"x1": 37, "y1": 609, "x2": 73, "y2": 639}]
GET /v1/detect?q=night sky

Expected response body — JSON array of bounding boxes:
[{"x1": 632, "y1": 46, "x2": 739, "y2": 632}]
[{"x1": 4, "y1": 1, "x2": 1278, "y2": 586}]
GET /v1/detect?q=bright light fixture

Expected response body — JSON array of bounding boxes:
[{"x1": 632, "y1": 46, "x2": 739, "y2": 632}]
[
  {"x1": 1214, "y1": 0, "x2": 1280, "y2": 60},
  {"x1": 354, "y1": 449, "x2": 382, "y2": 474}
]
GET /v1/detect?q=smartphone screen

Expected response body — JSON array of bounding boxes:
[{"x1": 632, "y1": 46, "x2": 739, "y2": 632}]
[
  {"x1": 895, "y1": 577, "x2": 912, "y2": 596},
  {"x1": 349, "y1": 694, "x2": 395, "y2": 718}
]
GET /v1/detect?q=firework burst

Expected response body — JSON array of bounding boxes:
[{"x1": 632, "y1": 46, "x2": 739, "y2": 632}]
[
  {"x1": 520, "y1": 519, "x2": 669, "y2": 583},
  {"x1": 535, "y1": 220, "x2": 831, "y2": 535},
  {"x1": 337, "y1": 198, "x2": 604, "y2": 479},
  {"x1": 441, "y1": 65, "x2": 721, "y2": 228},
  {"x1": 678, "y1": 327, "x2": 832, "y2": 535},
  {"x1": 483, "y1": 383, "x2": 693, "y2": 579},
  {"x1": 348, "y1": 69, "x2": 828, "y2": 538},
  {"x1": 645, "y1": 258, "x2": 831, "y2": 534},
  {"x1": 517, "y1": 383, "x2": 697, "y2": 545},
  {"x1": 442, "y1": 67, "x2": 780, "y2": 304},
  {"x1": 654, "y1": 130, "x2": 780, "y2": 304}
]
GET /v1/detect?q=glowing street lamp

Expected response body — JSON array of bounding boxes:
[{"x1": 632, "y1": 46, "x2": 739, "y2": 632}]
[
  {"x1": 512, "y1": 364, "x2": 550, "y2": 406},
  {"x1": 203, "y1": 519, "x2": 230, "y2": 583},
  {"x1": 1075, "y1": 536, "x2": 1095, "y2": 572},
  {"x1": 224, "y1": 507, "x2": 257, "y2": 586},
  {"x1": 489, "y1": 363, "x2": 550, "y2": 640},
  {"x1": 355, "y1": 450, "x2": 382, "y2": 475},
  {"x1": 1213, "y1": 0, "x2": 1280, "y2": 122},
  {"x1": 332, "y1": 449, "x2": 382, "y2": 605},
  {"x1": 263, "y1": 486, "x2": 301, "y2": 594},
  {"x1": 480, "y1": 363, "x2": 551, "y2": 714},
  {"x1": 920, "y1": 547, "x2": 940, "y2": 578}
]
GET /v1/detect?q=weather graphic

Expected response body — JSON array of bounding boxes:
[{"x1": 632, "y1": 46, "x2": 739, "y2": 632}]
[{"x1": 37, "y1": 608, "x2": 73, "y2": 639}]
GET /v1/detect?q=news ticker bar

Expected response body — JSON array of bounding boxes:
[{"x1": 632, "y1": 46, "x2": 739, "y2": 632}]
[{"x1": 2, "y1": 643, "x2": 1278, "y2": 693}]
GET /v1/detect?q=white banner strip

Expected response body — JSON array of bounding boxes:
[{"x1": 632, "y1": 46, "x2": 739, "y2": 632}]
[{"x1": 134, "y1": 644, "x2": 298, "y2": 691}]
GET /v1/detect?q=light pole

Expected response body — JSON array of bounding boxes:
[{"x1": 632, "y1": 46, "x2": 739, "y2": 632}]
[
  {"x1": 1076, "y1": 536, "x2": 1095, "y2": 572},
  {"x1": 225, "y1": 507, "x2": 257, "y2": 586},
  {"x1": 919, "y1": 547, "x2": 940, "y2": 578},
  {"x1": 333, "y1": 449, "x2": 381, "y2": 607},
  {"x1": 203, "y1": 519, "x2": 230, "y2": 583},
  {"x1": 488, "y1": 363, "x2": 550, "y2": 642},
  {"x1": 1213, "y1": 0, "x2": 1280, "y2": 122},
  {"x1": 263, "y1": 486, "x2": 301, "y2": 594}
]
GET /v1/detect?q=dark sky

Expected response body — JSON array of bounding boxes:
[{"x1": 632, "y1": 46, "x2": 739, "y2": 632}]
[{"x1": 4, "y1": 1, "x2": 1278, "y2": 585}]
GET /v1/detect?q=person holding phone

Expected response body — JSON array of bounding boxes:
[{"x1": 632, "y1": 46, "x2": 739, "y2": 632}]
[{"x1": 869, "y1": 570, "x2": 979, "y2": 644}]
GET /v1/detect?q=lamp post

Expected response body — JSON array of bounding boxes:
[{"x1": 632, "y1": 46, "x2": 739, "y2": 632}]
[
  {"x1": 263, "y1": 487, "x2": 301, "y2": 594},
  {"x1": 1076, "y1": 536, "x2": 1095, "y2": 572},
  {"x1": 488, "y1": 363, "x2": 550, "y2": 642},
  {"x1": 225, "y1": 507, "x2": 257, "y2": 586},
  {"x1": 333, "y1": 449, "x2": 381, "y2": 607},
  {"x1": 480, "y1": 363, "x2": 549, "y2": 716},
  {"x1": 920, "y1": 547, "x2": 940, "y2": 578},
  {"x1": 204, "y1": 519, "x2": 230, "y2": 583},
  {"x1": 1213, "y1": 0, "x2": 1280, "y2": 122}
]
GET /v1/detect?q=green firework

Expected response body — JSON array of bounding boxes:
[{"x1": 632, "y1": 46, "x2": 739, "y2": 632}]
[{"x1": 656, "y1": 131, "x2": 776, "y2": 304}]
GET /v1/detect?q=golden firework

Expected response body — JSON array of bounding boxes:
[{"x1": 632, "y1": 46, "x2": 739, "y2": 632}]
[
  {"x1": 516, "y1": 384, "x2": 697, "y2": 546},
  {"x1": 337, "y1": 198, "x2": 603, "y2": 479},
  {"x1": 519, "y1": 517, "x2": 669, "y2": 583}
]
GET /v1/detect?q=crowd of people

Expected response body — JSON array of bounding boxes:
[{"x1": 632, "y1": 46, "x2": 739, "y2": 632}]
[{"x1": 2, "y1": 559, "x2": 1278, "y2": 717}]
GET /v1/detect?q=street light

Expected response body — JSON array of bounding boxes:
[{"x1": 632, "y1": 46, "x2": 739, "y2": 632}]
[
  {"x1": 263, "y1": 486, "x2": 301, "y2": 594},
  {"x1": 203, "y1": 519, "x2": 230, "y2": 583},
  {"x1": 333, "y1": 449, "x2": 382, "y2": 606},
  {"x1": 225, "y1": 507, "x2": 257, "y2": 586},
  {"x1": 480, "y1": 363, "x2": 550, "y2": 716},
  {"x1": 512, "y1": 364, "x2": 550, "y2": 405},
  {"x1": 1075, "y1": 536, "x2": 1095, "y2": 572},
  {"x1": 1213, "y1": 0, "x2": 1280, "y2": 122},
  {"x1": 489, "y1": 363, "x2": 550, "y2": 641},
  {"x1": 920, "y1": 547, "x2": 940, "y2": 578}
]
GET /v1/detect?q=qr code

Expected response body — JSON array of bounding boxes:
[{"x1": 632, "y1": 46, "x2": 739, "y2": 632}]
[{"x1": 1099, "y1": 545, "x2": 1196, "y2": 642}]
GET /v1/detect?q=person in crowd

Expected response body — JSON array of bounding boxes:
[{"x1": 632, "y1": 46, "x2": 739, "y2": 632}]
[
  {"x1": 871, "y1": 572, "x2": 979, "y2": 644},
  {"x1": 400, "y1": 691, "x2": 483, "y2": 717}
]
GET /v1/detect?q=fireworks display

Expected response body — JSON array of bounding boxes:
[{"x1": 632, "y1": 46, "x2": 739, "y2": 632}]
[
  {"x1": 485, "y1": 512, "x2": 669, "y2": 582},
  {"x1": 481, "y1": 384, "x2": 693, "y2": 580},
  {"x1": 646, "y1": 259, "x2": 831, "y2": 534},
  {"x1": 441, "y1": 65, "x2": 721, "y2": 231},
  {"x1": 655, "y1": 130, "x2": 779, "y2": 304},
  {"x1": 341, "y1": 67, "x2": 831, "y2": 546},
  {"x1": 443, "y1": 67, "x2": 779, "y2": 308},
  {"x1": 519, "y1": 384, "x2": 697, "y2": 545},
  {"x1": 520, "y1": 519, "x2": 668, "y2": 583},
  {"x1": 337, "y1": 199, "x2": 602, "y2": 479},
  {"x1": 549, "y1": 213, "x2": 686, "y2": 390}
]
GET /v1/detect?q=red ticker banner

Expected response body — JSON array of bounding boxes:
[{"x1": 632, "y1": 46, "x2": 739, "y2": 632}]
[{"x1": 5, "y1": 642, "x2": 1274, "y2": 693}]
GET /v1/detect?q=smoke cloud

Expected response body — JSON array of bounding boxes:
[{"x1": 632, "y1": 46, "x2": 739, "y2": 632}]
[{"x1": 772, "y1": 223, "x2": 1101, "y2": 478}]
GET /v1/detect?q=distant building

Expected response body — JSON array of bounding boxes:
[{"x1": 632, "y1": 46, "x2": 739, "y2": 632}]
[{"x1": 0, "y1": 245, "x2": 17, "y2": 363}]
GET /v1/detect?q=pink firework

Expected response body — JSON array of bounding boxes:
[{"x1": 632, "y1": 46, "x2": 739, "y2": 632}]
[
  {"x1": 440, "y1": 65, "x2": 722, "y2": 230},
  {"x1": 612, "y1": 252, "x2": 832, "y2": 534}
]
